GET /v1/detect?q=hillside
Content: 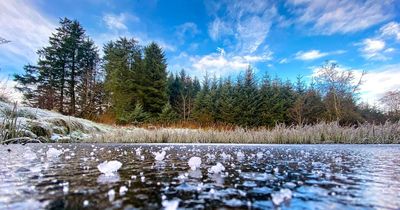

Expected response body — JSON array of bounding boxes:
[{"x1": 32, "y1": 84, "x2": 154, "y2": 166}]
[{"x1": 0, "y1": 101, "x2": 111, "y2": 142}]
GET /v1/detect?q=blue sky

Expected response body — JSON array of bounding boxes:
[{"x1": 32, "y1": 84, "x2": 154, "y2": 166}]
[{"x1": 1, "y1": 0, "x2": 400, "y2": 103}]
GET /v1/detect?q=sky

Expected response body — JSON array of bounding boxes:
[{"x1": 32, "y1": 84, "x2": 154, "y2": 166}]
[{"x1": 1, "y1": 0, "x2": 400, "y2": 104}]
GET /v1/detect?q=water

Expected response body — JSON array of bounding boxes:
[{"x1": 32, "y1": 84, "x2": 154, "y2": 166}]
[{"x1": 1, "y1": 144, "x2": 400, "y2": 209}]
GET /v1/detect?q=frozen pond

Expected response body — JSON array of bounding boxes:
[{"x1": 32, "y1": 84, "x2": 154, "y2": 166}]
[{"x1": 1, "y1": 144, "x2": 400, "y2": 209}]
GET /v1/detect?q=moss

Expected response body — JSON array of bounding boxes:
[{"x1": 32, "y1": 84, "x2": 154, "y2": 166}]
[{"x1": 29, "y1": 123, "x2": 51, "y2": 137}]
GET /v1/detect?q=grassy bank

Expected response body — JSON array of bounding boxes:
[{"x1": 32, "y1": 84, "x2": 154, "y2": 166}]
[
  {"x1": 1, "y1": 101, "x2": 399, "y2": 144},
  {"x1": 86, "y1": 122, "x2": 400, "y2": 144}
]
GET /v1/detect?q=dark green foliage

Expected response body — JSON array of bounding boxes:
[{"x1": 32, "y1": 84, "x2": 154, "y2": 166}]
[
  {"x1": 103, "y1": 38, "x2": 142, "y2": 122},
  {"x1": 14, "y1": 18, "x2": 104, "y2": 118},
  {"x1": 158, "y1": 103, "x2": 179, "y2": 123},
  {"x1": 142, "y1": 42, "x2": 168, "y2": 115},
  {"x1": 129, "y1": 103, "x2": 150, "y2": 125}
]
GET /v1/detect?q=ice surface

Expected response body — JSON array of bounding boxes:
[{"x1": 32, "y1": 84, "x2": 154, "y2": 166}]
[
  {"x1": 208, "y1": 162, "x2": 225, "y2": 174},
  {"x1": 188, "y1": 157, "x2": 201, "y2": 170},
  {"x1": 97, "y1": 160, "x2": 122, "y2": 176}
]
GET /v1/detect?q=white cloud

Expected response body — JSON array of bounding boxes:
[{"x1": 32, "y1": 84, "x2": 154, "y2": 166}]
[
  {"x1": 295, "y1": 49, "x2": 345, "y2": 61},
  {"x1": 286, "y1": 0, "x2": 394, "y2": 35},
  {"x1": 359, "y1": 64, "x2": 400, "y2": 104},
  {"x1": 170, "y1": 48, "x2": 272, "y2": 77},
  {"x1": 379, "y1": 21, "x2": 400, "y2": 41},
  {"x1": 207, "y1": 0, "x2": 277, "y2": 54},
  {"x1": 0, "y1": 77, "x2": 23, "y2": 102},
  {"x1": 296, "y1": 50, "x2": 328, "y2": 60},
  {"x1": 103, "y1": 13, "x2": 139, "y2": 31},
  {"x1": 359, "y1": 38, "x2": 388, "y2": 60},
  {"x1": 0, "y1": 1, "x2": 55, "y2": 64},
  {"x1": 310, "y1": 63, "x2": 400, "y2": 106}
]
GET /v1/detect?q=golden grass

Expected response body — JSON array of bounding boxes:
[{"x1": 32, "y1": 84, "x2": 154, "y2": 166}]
[{"x1": 85, "y1": 121, "x2": 400, "y2": 144}]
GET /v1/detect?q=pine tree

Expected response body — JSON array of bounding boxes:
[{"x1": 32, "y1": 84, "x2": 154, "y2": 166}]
[
  {"x1": 235, "y1": 66, "x2": 262, "y2": 127},
  {"x1": 14, "y1": 18, "x2": 104, "y2": 117},
  {"x1": 103, "y1": 38, "x2": 142, "y2": 123},
  {"x1": 158, "y1": 103, "x2": 179, "y2": 124},
  {"x1": 142, "y1": 42, "x2": 168, "y2": 115}
]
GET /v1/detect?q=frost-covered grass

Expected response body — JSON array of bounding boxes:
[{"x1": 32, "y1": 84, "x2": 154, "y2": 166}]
[
  {"x1": 86, "y1": 121, "x2": 400, "y2": 144},
  {"x1": 0, "y1": 101, "x2": 111, "y2": 143},
  {"x1": 1, "y1": 101, "x2": 399, "y2": 144}
]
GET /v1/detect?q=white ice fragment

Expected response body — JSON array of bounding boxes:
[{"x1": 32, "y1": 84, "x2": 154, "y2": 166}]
[
  {"x1": 97, "y1": 160, "x2": 122, "y2": 176},
  {"x1": 256, "y1": 152, "x2": 263, "y2": 159},
  {"x1": 153, "y1": 150, "x2": 166, "y2": 161},
  {"x1": 83, "y1": 200, "x2": 89, "y2": 207},
  {"x1": 46, "y1": 148, "x2": 63, "y2": 158},
  {"x1": 188, "y1": 157, "x2": 201, "y2": 170},
  {"x1": 108, "y1": 189, "x2": 115, "y2": 202},
  {"x1": 119, "y1": 186, "x2": 128, "y2": 196},
  {"x1": 271, "y1": 188, "x2": 292, "y2": 206},
  {"x1": 236, "y1": 151, "x2": 245, "y2": 159},
  {"x1": 220, "y1": 152, "x2": 231, "y2": 160},
  {"x1": 162, "y1": 199, "x2": 180, "y2": 210},
  {"x1": 135, "y1": 148, "x2": 142, "y2": 156},
  {"x1": 208, "y1": 162, "x2": 225, "y2": 174}
]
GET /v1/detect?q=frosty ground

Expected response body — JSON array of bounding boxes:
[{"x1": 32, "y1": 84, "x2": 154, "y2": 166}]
[{"x1": 1, "y1": 101, "x2": 400, "y2": 144}]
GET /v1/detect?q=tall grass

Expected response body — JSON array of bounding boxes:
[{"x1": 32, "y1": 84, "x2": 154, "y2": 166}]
[{"x1": 86, "y1": 121, "x2": 400, "y2": 144}]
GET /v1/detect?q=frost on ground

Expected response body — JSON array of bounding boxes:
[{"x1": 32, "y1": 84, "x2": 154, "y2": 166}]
[
  {"x1": 0, "y1": 101, "x2": 110, "y2": 142},
  {"x1": 97, "y1": 160, "x2": 122, "y2": 176},
  {"x1": 188, "y1": 157, "x2": 201, "y2": 170}
]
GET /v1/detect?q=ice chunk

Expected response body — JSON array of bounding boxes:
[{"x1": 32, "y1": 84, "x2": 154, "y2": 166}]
[
  {"x1": 83, "y1": 200, "x2": 89, "y2": 207},
  {"x1": 271, "y1": 188, "x2": 292, "y2": 206},
  {"x1": 97, "y1": 160, "x2": 122, "y2": 176},
  {"x1": 46, "y1": 148, "x2": 63, "y2": 158},
  {"x1": 188, "y1": 157, "x2": 201, "y2": 170},
  {"x1": 153, "y1": 150, "x2": 166, "y2": 161},
  {"x1": 236, "y1": 151, "x2": 245, "y2": 159},
  {"x1": 162, "y1": 199, "x2": 180, "y2": 210},
  {"x1": 208, "y1": 162, "x2": 225, "y2": 174},
  {"x1": 108, "y1": 189, "x2": 115, "y2": 202},
  {"x1": 119, "y1": 186, "x2": 128, "y2": 196},
  {"x1": 256, "y1": 152, "x2": 263, "y2": 159}
]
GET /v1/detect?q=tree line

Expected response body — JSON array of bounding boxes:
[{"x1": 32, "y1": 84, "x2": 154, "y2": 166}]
[{"x1": 13, "y1": 18, "x2": 399, "y2": 127}]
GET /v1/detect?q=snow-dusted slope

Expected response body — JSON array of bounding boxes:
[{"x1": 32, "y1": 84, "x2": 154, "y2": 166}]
[{"x1": 0, "y1": 101, "x2": 112, "y2": 141}]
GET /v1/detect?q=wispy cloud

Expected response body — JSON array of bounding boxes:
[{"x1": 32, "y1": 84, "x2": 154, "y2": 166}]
[
  {"x1": 0, "y1": 1, "x2": 55, "y2": 66},
  {"x1": 206, "y1": 0, "x2": 278, "y2": 54},
  {"x1": 358, "y1": 38, "x2": 387, "y2": 60},
  {"x1": 103, "y1": 13, "x2": 139, "y2": 31},
  {"x1": 176, "y1": 22, "x2": 199, "y2": 38},
  {"x1": 286, "y1": 0, "x2": 394, "y2": 35},
  {"x1": 379, "y1": 21, "x2": 400, "y2": 41},
  {"x1": 295, "y1": 49, "x2": 345, "y2": 61}
]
